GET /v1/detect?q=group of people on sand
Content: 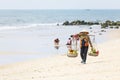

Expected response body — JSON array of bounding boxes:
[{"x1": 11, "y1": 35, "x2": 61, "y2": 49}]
[{"x1": 54, "y1": 29, "x2": 93, "y2": 64}]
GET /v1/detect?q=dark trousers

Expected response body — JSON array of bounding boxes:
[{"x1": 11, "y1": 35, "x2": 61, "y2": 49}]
[{"x1": 80, "y1": 46, "x2": 88, "y2": 62}]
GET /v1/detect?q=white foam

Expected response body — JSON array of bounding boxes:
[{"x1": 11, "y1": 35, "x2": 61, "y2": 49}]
[{"x1": 0, "y1": 23, "x2": 63, "y2": 31}]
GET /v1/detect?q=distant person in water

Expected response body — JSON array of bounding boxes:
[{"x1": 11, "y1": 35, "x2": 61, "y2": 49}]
[
  {"x1": 54, "y1": 38, "x2": 60, "y2": 49},
  {"x1": 79, "y1": 29, "x2": 93, "y2": 64}
]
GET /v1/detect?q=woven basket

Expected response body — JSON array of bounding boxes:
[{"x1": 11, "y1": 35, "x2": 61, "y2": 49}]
[{"x1": 67, "y1": 50, "x2": 78, "y2": 57}]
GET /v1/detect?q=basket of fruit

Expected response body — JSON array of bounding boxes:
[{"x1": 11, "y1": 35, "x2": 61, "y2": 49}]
[
  {"x1": 88, "y1": 48, "x2": 99, "y2": 56},
  {"x1": 67, "y1": 49, "x2": 78, "y2": 57}
]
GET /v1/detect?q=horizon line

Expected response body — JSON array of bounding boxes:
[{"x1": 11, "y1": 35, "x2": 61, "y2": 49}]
[{"x1": 0, "y1": 9, "x2": 120, "y2": 10}]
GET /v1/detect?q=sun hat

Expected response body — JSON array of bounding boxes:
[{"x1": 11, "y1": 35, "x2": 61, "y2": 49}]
[{"x1": 80, "y1": 29, "x2": 89, "y2": 34}]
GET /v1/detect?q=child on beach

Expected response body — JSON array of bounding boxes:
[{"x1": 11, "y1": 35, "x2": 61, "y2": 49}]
[
  {"x1": 66, "y1": 38, "x2": 72, "y2": 45},
  {"x1": 66, "y1": 38, "x2": 72, "y2": 50}
]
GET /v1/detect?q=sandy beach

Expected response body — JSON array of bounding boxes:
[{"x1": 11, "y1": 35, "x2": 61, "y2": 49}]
[{"x1": 0, "y1": 29, "x2": 120, "y2": 80}]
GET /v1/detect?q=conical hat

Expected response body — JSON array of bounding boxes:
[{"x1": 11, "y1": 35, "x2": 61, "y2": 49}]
[{"x1": 80, "y1": 29, "x2": 89, "y2": 34}]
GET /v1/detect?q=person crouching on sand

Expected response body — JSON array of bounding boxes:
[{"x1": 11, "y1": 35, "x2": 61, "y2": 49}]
[
  {"x1": 79, "y1": 29, "x2": 93, "y2": 64},
  {"x1": 54, "y1": 38, "x2": 60, "y2": 45},
  {"x1": 54, "y1": 38, "x2": 60, "y2": 49}
]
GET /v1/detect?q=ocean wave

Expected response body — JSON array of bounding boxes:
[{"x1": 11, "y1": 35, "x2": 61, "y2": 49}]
[{"x1": 0, "y1": 23, "x2": 62, "y2": 30}]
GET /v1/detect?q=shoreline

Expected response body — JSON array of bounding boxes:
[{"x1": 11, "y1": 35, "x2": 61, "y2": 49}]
[{"x1": 0, "y1": 27, "x2": 108, "y2": 65}]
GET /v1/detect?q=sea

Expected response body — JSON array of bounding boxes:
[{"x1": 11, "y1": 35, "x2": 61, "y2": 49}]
[{"x1": 0, "y1": 9, "x2": 120, "y2": 65}]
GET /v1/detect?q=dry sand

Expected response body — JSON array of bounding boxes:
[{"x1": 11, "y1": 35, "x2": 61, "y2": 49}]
[{"x1": 0, "y1": 29, "x2": 120, "y2": 80}]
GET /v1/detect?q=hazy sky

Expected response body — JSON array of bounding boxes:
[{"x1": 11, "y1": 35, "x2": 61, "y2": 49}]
[{"x1": 0, "y1": 0, "x2": 120, "y2": 9}]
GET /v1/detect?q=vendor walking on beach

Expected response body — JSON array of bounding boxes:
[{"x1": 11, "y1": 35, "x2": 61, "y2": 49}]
[{"x1": 79, "y1": 29, "x2": 93, "y2": 64}]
